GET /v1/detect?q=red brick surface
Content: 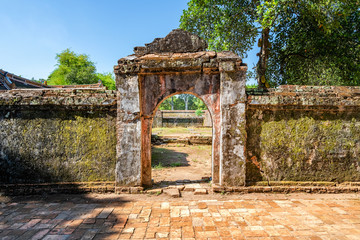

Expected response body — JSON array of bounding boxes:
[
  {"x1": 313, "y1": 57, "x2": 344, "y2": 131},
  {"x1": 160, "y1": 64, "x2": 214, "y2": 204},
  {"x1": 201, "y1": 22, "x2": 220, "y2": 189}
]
[{"x1": 0, "y1": 194, "x2": 360, "y2": 239}]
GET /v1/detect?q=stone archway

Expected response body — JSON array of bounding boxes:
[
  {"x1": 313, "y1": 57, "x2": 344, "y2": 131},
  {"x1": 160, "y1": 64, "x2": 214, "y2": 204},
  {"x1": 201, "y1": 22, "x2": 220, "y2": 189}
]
[{"x1": 114, "y1": 29, "x2": 247, "y2": 187}]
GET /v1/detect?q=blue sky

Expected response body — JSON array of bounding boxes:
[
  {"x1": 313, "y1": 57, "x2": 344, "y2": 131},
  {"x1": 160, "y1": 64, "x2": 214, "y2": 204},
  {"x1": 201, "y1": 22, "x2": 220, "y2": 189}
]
[{"x1": 0, "y1": 0, "x2": 258, "y2": 84}]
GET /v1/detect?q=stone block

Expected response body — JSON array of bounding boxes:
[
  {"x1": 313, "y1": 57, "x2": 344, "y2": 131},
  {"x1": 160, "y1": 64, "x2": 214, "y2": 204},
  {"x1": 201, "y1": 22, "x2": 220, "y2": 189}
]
[
  {"x1": 164, "y1": 188, "x2": 181, "y2": 198},
  {"x1": 194, "y1": 189, "x2": 208, "y2": 195},
  {"x1": 146, "y1": 188, "x2": 163, "y2": 195}
]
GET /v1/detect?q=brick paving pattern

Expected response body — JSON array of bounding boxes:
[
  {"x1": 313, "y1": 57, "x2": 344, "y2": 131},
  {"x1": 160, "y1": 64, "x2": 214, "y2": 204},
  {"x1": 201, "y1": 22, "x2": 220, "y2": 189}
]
[{"x1": 0, "y1": 195, "x2": 360, "y2": 239}]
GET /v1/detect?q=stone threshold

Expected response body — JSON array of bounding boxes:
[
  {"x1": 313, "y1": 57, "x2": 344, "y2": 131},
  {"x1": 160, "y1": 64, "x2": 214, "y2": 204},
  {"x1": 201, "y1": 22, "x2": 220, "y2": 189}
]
[
  {"x1": 213, "y1": 181, "x2": 360, "y2": 194},
  {"x1": 152, "y1": 135, "x2": 212, "y2": 145},
  {"x1": 1, "y1": 181, "x2": 360, "y2": 196}
]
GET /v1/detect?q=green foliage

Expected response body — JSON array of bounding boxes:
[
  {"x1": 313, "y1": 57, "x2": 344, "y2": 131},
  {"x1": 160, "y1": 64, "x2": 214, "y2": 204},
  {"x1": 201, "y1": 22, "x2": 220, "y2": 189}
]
[
  {"x1": 159, "y1": 94, "x2": 208, "y2": 111},
  {"x1": 266, "y1": 0, "x2": 360, "y2": 86},
  {"x1": 192, "y1": 96, "x2": 207, "y2": 110},
  {"x1": 180, "y1": 0, "x2": 259, "y2": 57},
  {"x1": 159, "y1": 96, "x2": 183, "y2": 110},
  {"x1": 180, "y1": 0, "x2": 360, "y2": 86},
  {"x1": 170, "y1": 162, "x2": 182, "y2": 167},
  {"x1": 48, "y1": 49, "x2": 98, "y2": 85},
  {"x1": 47, "y1": 49, "x2": 116, "y2": 89},
  {"x1": 246, "y1": 84, "x2": 258, "y2": 89},
  {"x1": 195, "y1": 109, "x2": 203, "y2": 116},
  {"x1": 153, "y1": 162, "x2": 164, "y2": 170},
  {"x1": 96, "y1": 72, "x2": 116, "y2": 90}
]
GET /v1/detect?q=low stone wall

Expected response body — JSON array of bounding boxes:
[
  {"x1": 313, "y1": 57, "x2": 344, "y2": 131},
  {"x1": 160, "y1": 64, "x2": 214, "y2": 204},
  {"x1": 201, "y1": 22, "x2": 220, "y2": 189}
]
[
  {"x1": 246, "y1": 86, "x2": 360, "y2": 183},
  {"x1": 152, "y1": 110, "x2": 212, "y2": 128},
  {"x1": 1, "y1": 85, "x2": 360, "y2": 187},
  {"x1": 0, "y1": 89, "x2": 117, "y2": 183}
]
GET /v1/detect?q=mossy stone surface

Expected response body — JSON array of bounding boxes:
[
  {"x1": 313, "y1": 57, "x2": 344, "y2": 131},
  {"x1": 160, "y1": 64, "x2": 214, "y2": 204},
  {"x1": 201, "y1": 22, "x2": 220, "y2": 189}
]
[
  {"x1": 246, "y1": 108, "x2": 360, "y2": 182},
  {"x1": 0, "y1": 109, "x2": 116, "y2": 183}
]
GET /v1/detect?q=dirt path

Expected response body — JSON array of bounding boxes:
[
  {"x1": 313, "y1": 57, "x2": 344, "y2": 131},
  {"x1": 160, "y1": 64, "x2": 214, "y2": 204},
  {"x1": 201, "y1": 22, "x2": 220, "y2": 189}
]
[
  {"x1": 151, "y1": 145, "x2": 211, "y2": 184},
  {"x1": 152, "y1": 127, "x2": 212, "y2": 137}
]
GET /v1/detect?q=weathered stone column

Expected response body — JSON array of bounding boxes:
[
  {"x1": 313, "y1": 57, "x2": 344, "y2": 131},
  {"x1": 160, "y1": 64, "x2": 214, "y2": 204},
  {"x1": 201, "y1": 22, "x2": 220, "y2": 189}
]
[
  {"x1": 115, "y1": 74, "x2": 141, "y2": 186},
  {"x1": 140, "y1": 116, "x2": 153, "y2": 187},
  {"x1": 219, "y1": 58, "x2": 247, "y2": 186}
]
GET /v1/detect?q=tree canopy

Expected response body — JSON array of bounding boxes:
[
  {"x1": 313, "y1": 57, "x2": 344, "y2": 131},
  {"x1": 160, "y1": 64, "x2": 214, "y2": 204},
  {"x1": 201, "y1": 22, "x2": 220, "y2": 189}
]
[
  {"x1": 159, "y1": 94, "x2": 207, "y2": 111},
  {"x1": 47, "y1": 49, "x2": 116, "y2": 89},
  {"x1": 180, "y1": 0, "x2": 360, "y2": 87}
]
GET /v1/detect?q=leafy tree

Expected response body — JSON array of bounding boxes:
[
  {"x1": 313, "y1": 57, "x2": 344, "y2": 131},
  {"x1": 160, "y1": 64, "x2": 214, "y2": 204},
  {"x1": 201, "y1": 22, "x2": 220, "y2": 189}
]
[
  {"x1": 97, "y1": 72, "x2": 116, "y2": 90},
  {"x1": 179, "y1": 94, "x2": 192, "y2": 110},
  {"x1": 191, "y1": 96, "x2": 207, "y2": 110},
  {"x1": 266, "y1": 0, "x2": 360, "y2": 86},
  {"x1": 47, "y1": 49, "x2": 116, "y2": 89},
  {"x1": 158, "y1": 94, "x2": 208, "y2": 110},
  {"x1": 48, "y1": 49, "x2": 97, "y2": 85},
  {"x1": 159, "y1": 96, "x2": 184, "y2": 110},
  {"x1": 180, "y1": 0, "x2": 360, "y2": 87}
]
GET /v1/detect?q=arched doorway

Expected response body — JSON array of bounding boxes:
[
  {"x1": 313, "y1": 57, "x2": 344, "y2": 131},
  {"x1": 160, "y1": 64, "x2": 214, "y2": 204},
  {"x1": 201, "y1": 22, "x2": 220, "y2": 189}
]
[
  {"x1": 151, "y1": 93, "x2": 213, "y2": 185},
  {"x1": 115, "y1": 29, "x2": 247, "y2": 187},
  {"x1": 139, "y1": 75, "x2": 221, "y2": 187}
]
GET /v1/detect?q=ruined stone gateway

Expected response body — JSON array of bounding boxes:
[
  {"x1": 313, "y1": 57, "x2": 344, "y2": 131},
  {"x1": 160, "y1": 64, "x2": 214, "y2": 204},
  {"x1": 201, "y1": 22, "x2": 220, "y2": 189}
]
[
  {"x1": 1, "y1": 29, "x2": 360, "y2": 192},
  {"x1": 115, "y1": 29, "x2": 247, "y2": 187}
]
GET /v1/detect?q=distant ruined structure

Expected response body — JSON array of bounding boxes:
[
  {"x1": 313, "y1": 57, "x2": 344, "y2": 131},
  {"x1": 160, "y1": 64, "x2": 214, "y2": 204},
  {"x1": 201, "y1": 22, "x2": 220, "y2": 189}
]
[
  {"x1": 0, "y1": 29, "x2": 360, "y2": 194},
  {"x1": 0, "y1": 69, "x2": 105, "y2": 90},
  {"x1": 152, "y1": 110, "x2": 212, "y2": 128}
]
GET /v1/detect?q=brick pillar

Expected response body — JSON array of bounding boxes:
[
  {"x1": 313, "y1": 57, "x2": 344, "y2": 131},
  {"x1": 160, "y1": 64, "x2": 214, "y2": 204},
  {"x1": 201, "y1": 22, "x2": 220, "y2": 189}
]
[
  {"x1": 219, "y1": 61, "x2": 247, "y2": 186},
  {"x1": 115, "y1": 74, "x2": 141, "y2": 186}
]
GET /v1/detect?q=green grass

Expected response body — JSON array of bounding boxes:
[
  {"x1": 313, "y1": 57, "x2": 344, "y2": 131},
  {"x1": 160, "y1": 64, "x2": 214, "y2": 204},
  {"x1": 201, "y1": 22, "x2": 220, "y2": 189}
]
[
  {"x1": 152, "y1": 127, "x2": 212, "y2": 136},
  {"x1": 170, "y1": 162, "x2": 182, "y2": 167},
  {"x1": 246, "y1": 84, "x2": 258, "y2": 89},
  {"x1": 153, "y1": 162, "x2": 164, "y2": 170}
]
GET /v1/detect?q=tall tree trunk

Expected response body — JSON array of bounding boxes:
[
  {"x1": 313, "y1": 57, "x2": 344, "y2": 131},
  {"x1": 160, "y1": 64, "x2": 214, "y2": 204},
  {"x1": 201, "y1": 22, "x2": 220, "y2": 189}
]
[
  {"x1": 257, "y1": 27, "x2": 270, "y2": 89},
  {"x1": 170, "y1": 96, "x2": 174, "y2": 110},
  {"x1": 184, "y1": 95, "x2": 189, "y2": 110}
]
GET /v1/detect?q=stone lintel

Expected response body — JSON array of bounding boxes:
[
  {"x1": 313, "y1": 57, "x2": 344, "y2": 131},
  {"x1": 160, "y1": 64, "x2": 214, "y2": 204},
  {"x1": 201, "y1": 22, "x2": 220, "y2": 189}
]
[
  {"x1": 0, "y1": 89, "x2": 116, "y2": 110},
  {"x1": 114, "y1": 51, "x2": 244, "y2": 75}
]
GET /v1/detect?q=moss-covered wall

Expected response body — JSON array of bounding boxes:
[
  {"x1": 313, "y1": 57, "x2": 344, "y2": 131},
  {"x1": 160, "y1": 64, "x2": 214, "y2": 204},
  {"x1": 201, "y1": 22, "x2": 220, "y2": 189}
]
[
  {"x1": 0, "y1": 89, "x2": 117, "y2": 183},
  {"x1": 246, "y1": 86, "x2": 360, "y2": 183}
]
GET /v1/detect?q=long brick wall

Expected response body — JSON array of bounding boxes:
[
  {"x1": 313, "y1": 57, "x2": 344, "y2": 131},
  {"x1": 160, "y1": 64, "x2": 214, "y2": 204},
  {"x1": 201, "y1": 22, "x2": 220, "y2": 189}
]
[
  {"x1": 0, "y1": 89, "x2": 117, "y2": 183},
  {"x1": 1, "y1": 85, "x2": 360, "y2": 186},
  {"x1": 246, "y1": 85, "x2": 360, "y2": 183}
]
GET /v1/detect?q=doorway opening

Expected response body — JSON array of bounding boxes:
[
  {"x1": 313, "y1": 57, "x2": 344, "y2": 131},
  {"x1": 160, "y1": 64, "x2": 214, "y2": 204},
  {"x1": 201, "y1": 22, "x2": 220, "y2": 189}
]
[{"x1": 151, "y1": 93, "x2": 213, "y2": 187}]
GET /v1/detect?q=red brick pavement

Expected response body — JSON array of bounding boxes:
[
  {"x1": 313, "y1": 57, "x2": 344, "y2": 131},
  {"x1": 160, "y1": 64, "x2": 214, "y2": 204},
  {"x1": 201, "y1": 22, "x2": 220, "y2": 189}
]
[{"x1": 0, "y1": 194, "x2": 359, "y2": 239}]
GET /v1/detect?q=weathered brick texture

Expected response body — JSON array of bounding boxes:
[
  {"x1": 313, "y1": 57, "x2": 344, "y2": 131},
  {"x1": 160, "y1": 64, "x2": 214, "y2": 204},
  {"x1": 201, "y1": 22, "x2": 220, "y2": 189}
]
[
  {"x1": 246, "y1": 85, "x2": 360, "y2": 183},
  {"x1": 0, "y1": 89, "x2": 117, "y2": 183}
]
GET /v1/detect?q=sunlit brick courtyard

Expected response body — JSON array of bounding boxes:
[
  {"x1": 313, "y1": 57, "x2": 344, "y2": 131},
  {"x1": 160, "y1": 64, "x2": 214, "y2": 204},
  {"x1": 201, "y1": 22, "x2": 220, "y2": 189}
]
[{"x1": 1, "y1": 193, "x2": 360, "y2": 239}]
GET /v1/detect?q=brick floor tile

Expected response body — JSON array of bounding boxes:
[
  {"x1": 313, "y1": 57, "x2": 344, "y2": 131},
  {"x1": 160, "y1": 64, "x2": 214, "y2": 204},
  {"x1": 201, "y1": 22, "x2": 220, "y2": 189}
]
[
  {"x1": 43, "y1": 235, "x2": 70, "y2": 240},
  {"x1": 182, "y1": 226, "x2": 195, "y2": 238},
  {"x1": 93, "y1": 233, "x2": 119, "y2": 240},
  {"x1": 204, "y1": 226, "x2": 217, "y2": 231},
  {"x1": 20, "y1": 219, "x2": 41, "y2": 229},
  {"x1": 49, "y1": 228, "x2": 64, "y2": 235},
  {"x1": 65, "y1": 229, "x2": 85, "y2": 240},
  {"x1": 30, "y1": 229, "x2": 50, "y2": 240},
  {"x1": 169, "y1": 227, "x2": 182, "y2": 238},
  {"x1": 218, "y1": 229, "x2": 232, "y2": 237},
  {"x1": 83, "y1": 218, "x2": 96, "y2": 224},
  {"x1": 242, "y1": 230, "x2": 269, "y2": 237},
  {"x1": 196, "y1": 230, "x2": 219, "y2": 238},
  {"x1": 122, "y1": 227, "x2": 135, "y2": 234},
  {"x1": 8, "y1": 223, "x2": 24, "y2": 229},
  {"x1": 118, "y1": 233, "x2": 132, "y2": 239},
  {"x1": 0, "y1": 195, "x2": 359, "y2": 240},
  {"x1": 156, "y1": 232, "x2": 169, "y2": 238},
  {"x1": 159, "y1": 217, "x2": 170, "y2": 226},
  {"x1": 309, "y1": 236, "x2": 323, "y2": 240}
]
